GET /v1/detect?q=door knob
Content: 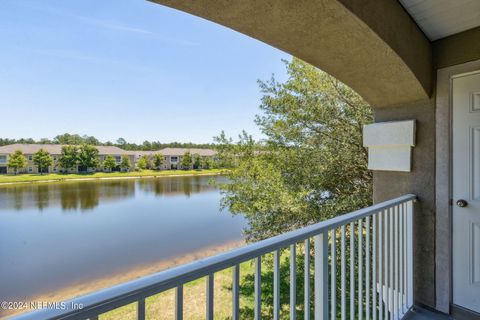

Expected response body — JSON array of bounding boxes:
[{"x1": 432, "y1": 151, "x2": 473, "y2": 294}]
[{"x1": 456, "y1": 199, "x2": 468, "y2": 207}]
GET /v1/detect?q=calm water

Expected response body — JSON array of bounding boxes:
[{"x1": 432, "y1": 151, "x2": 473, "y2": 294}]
[{"x1": 0, "y1": 176, "x2": 246, "y2": 302}]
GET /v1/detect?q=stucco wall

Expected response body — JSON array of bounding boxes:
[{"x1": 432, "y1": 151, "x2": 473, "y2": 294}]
[
  {"x1": 434, "y1": 26, "x2": 480, "y2": 69},
  {"x1": 373, "y1": 99, "x2": 436, "y2": 308}
]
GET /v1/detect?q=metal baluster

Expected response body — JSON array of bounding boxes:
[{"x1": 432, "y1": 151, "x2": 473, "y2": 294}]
[
  {"x1": 331, "y1": 229, "x2": 336, "y2": 320},
  {"x1": 341, "y1": 226, "x2": 346, "y2": 320},
  {"x1": 403, "y1": 203, "x2": 407, "y2": 314},
  {"x1": 406, "y1": 201, "x2": 413, "y2": 309},
  {"x1": 373, "y1": 213, "x2": 377, "y2": 320},
  {"x1": 305, "y1": 239, "x2": 311, "y2": 320},
  {"x1": 232, "y1": 265, "x2": 240, "y2": 320},
  {"x1": 255, "y1": 257, "x2": 262, "y2": 320},
  {"x1": 350, "y1": 222, "x2": 355, "y2": 320},
  {"x1": 274, "y1": 250, "x2": 280, "y2": 320},
  {"x1": 384, "y1": 209, "x2": 389, "y2": 319},
  {"x1": 290, "y1": 244, "x2": 297, "y2": 319},
  {"x1": 366, "y1": 216, "x2": 371, "y2": 320},
  {"x1": 389, "y1": 207, "x2": 394, "y2": 320},
  {"x1": 394, "y1": 206, "x2": 399, "y2": 320},
  {"x1": 207, "y1": 274, "x2": 214, "y2": 320},
  {"x1": 399, "y1": 204, "x2": 404, "y2": 316},
  {"x1": 137, "y1": 298, "x2": 145, "y2": 320},
  {"x1": 359, "y1": 219, "x2": 363, "y2": 320},
  {"x1": 315, "y1": 233, "x2": 328, "y2": 320},
  {"x1": 175, "y1": 285, "x2": 183, "y2": 320},
  {"x1": 378, "y1": 211, "x2": 383, "y2": 320}
]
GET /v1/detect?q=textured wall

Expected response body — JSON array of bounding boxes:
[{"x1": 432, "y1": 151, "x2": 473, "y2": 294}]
[
  {"x1": 434, "y1": 26, "x2": 480, "y2": 69},
  {"x1": 373, "y1": 99, "x2": 436, "y2": 308}
]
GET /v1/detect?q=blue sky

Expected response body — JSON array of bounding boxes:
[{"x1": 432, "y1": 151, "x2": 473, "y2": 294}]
[{"x1": 0, "y1": 0, "x2": 290, "y2": 144}]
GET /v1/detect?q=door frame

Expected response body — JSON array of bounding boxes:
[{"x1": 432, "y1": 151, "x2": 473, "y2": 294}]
[{"x1": 436, "y1": 59, "x2": 480, "y2": 314}]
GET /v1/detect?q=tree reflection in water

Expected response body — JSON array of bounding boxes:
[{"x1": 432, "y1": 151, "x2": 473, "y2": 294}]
[{"x1": 0, "y1": 176, "x2": 222, "y2": 212}]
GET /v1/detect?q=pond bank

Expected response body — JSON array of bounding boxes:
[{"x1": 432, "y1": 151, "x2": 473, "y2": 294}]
[{"x1": 0, "y1": 169, "x2": 226, "y2": 186}]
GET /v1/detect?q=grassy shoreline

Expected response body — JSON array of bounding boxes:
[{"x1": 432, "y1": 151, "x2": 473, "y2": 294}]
[{"x1": 0, "y1": 169, "x2": 226, "y2": 186}]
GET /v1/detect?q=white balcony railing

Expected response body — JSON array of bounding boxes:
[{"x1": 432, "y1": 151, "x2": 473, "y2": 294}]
[{"x1": 13, "y1": 194, "x2": 415, "y2": 320}]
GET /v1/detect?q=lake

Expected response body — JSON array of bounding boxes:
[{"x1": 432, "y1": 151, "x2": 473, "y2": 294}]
[{"x1": 0, "y1": 175, "x2": 246, "y2": 305}]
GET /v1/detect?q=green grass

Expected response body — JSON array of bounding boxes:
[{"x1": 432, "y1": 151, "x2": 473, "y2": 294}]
[
  {"x1": 0, "y1": 169, "x2": 226, "y2": 185},
  {"x1": 99, "y1": 251, "x2": 300, "y2": 320},
  {"x1": 100, "y1": 262, "x2": 255, "y2": 320}
]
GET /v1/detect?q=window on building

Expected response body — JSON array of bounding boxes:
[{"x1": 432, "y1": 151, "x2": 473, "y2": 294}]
[
  {"x1": 53, "y1": 156, "x2": 57, "y2": 161},
  {"x1": 28, "y1": 167, "x2": 33, "y2": 172},
  {"x1": 115, "y1": 156, "x2": 121, "y2": 163},
  {"x1": 0, "y1": 156, "x2": 6, "y2": 164},
  {"x1": 170, "y1": 156, "x2": 178, "y2": 162},
  {"x1": 28, "y1": 155, "x2": 32, "y2": 161}
]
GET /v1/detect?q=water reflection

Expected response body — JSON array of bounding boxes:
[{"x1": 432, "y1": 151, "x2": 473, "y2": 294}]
[
  {"x1": 0, "y1": 175, "x2": 244, "y2": 304},
  {"x1": 0, "y1": 176, "x2": 219, "y2": 212},
  {"x1": 137, "y1": 176, "x2": 216, "y2": 198}
]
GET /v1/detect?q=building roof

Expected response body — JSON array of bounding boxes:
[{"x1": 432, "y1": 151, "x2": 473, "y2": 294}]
[
  {"x1": 0, "y1": 144, "x2": 217, "y2": 157},
  {"x1": 127, "y1": 148, "x2": 216, "y2": 157},
  {"x1": 0, "y1": 144, "x2": 131, "y2": 155},
  {"x1": 159, "y1": 148, "x2": 216, "y2": 157}
]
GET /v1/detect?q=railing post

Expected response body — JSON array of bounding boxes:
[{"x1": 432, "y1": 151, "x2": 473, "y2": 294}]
[
  {"x1": 255, "y1": 257, "x2": 262, "y2": 320},
  {"x1": 350, "y1": 222, "x2": 355, "y2": 320},
  {"x1": 175, "y1": 285, "x2": 183, "y2": 320},
  {"x1": 290, "y1": 244, "x2": 297, "y2": 319},
  {"x1": 232, "y1": 265, "x2": 240, "y2": 320},
  {"x1": 305, "y1": 239, "x2": 311, "y2": 320},
  {"x1": 406, "y1": 200, "x2": 414, "y2": 309},
  {"x1": 206, "y1": 274, "x2": 214, "y2": 320},
  {"x1": 274, "y1": 250, "x2": 281, "y2": 320},
  {"x1": 331, "y1": 229, "x2": 337, "y2": 320},
  {"x1": 137, "y1": 298, "x2": 145, "y2": 320},
  {"x1": 314, "y1": 232, "x2": 328, "y2": 320}
]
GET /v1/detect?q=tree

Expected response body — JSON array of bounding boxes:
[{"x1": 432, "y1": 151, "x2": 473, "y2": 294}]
[
  {"x1": 77, "y1": 144, "x2": 99, "y2": 171},
  {"x1": 83, "y1": 135, "x2": 100, "y2": 145},
  {"x1": 39, "y1": 138, "x2": 52, "y2": 144},
  {"x1": 33, "y1": 149, "x2": 53, "y2": 175},
  {"x1": 7, "y1": 150, "x2": 27, "y2": 175},
  {"x1": 193, "y1": 154, "x2": 202, "y2": 169},
  {"x1": 137, "y1": 155, "x2": 149, "y2": 170},
  {"x1": 116, "y1": 138, "x2": 127, "y2": 146},
  {"x1": 216, "y1": 58, "x2": 373, "y2": 242},
  {"x1": 102, "y1": 155, "x2": 117, "y2": 172},
  {"x1": 58, "y1": 145, "x2": 78, "y2": 172},
  {"x1": 54, "y1": 133, "x2": 84, "y2": 145},
  {"x1": 120, "y1": 155, "x2": 132, "y2": 172},
  {"x1": 180, "y1": 151, "x2": 192, "y2": 170},
  {"x1": 214, "y1": 131, "x2": 236, "y2": 168},
  {"x1": 201, "y1": 157, "x2": 213, "y2": 169},
  {"x1": 142, "y1": 141, "x2": 152, "y2": 150},
  {"x1": 153, "y1": 154, "x2": 163, "y2": 170}
]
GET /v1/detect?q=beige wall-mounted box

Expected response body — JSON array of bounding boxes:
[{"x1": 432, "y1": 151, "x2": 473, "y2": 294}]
[{"x1": 363, "y1": 120, "x2": 416, "y2": 172}]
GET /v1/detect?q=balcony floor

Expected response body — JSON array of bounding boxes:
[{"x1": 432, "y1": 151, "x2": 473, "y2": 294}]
[{"x1": 403, "y1": 306, "x2": 453, "y2": 320}]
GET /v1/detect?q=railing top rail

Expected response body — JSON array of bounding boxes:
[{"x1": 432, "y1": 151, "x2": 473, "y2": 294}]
[{"x1": 12, "y1": 194, "x2": 416, "y2": 320}]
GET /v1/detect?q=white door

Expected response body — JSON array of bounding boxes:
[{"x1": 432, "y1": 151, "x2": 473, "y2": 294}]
[{"x1": 453, "y1": 71, "x2": 480, "y2": 313}]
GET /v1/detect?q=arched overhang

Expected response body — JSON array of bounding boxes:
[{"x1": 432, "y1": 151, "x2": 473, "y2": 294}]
[{"x1": 149, "y1": 0, "x2": 432, "y2": 108}]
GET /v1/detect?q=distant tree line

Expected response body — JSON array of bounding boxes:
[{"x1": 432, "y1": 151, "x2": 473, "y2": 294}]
[{"x1": 0, "y1": 133, "x2": 214, "y2": 150}]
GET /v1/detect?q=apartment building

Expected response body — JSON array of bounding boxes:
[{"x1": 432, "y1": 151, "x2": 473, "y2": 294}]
[{"x1": 0, "y1": 144, "x2": 216, "y2": 174}]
